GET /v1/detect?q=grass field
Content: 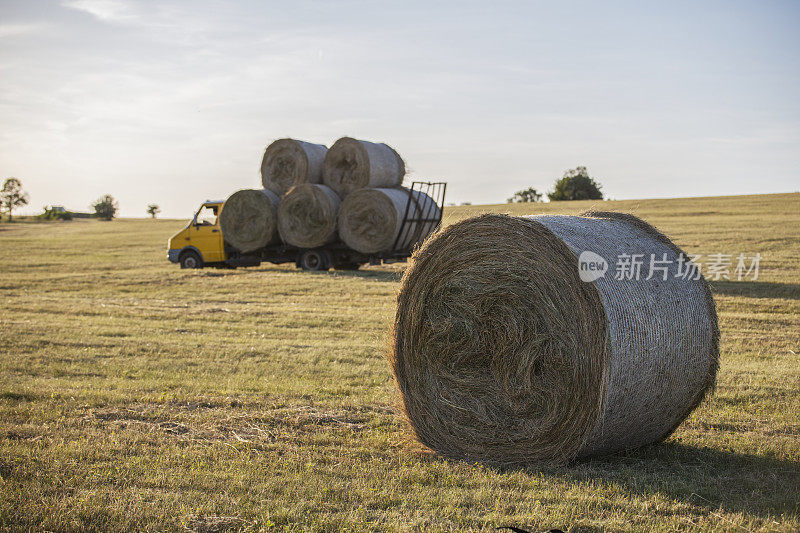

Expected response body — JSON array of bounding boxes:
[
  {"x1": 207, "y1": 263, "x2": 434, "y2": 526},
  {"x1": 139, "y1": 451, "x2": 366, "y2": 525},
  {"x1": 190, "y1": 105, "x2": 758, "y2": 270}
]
[{"x1": 1, "y1": 192, "x2": 798, "y2": 532}]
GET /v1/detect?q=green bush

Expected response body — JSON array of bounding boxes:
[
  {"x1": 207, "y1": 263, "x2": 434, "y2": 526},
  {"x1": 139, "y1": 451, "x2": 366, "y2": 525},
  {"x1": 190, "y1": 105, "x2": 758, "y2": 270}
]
[
  {"x1": 548, "y1": 166, "x2": 604, "y2": 201},
  {"x1": 92, "y1": 195, "x2": 118, "y2": 221}
]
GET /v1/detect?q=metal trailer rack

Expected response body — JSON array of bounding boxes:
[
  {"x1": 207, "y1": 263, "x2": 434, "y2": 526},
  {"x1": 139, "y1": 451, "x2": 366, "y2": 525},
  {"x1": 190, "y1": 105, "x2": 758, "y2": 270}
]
[{"x1": 223, "y1": 181, "x2": 447, "y2": 271}]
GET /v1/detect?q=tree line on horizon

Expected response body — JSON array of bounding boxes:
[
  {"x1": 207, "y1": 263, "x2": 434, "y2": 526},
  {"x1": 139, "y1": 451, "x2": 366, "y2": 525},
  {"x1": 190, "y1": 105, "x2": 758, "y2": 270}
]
[
  {"x1": 3, "y1": 167, "x2": 603, "y2": 222},
  {"x1": 1, "y1": 177, "x2": 161, "y2": 221}
]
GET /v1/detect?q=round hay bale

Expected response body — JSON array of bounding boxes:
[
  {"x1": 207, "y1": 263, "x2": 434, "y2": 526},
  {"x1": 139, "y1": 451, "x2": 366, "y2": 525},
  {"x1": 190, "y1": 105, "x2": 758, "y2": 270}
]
[
  {"x1": 277, "y1": 184, "x2": 341, "y2": 248},
  {"x1": 219, "y1": 189, "x2": 280, "y2": 253},
  {"x1": 323, "y1": 137, "x2": 405, "y2": 197},
  {"x1": 391, "y1": 212, "x2": 719, "y2": 465},
  {"x1": 338, "y1": 188, "x2": 441, "y2": 254},
  {"x1": 260, "y1": 139, "x2": 328, "y2": 195}
]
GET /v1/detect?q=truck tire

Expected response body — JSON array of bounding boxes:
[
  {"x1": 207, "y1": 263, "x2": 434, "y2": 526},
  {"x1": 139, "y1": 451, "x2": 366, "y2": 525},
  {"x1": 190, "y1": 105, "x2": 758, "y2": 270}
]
[
  {"x1": 180, "y1": 250, "x2": 204, "y2": 269},
  {"x1": 299, "y1": 249, "x2": 330, "y2": 271}
]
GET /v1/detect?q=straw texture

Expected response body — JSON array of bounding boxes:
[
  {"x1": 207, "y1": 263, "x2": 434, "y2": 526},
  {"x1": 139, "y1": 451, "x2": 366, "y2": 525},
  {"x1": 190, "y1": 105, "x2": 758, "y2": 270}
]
[
  {"x1": 323, "y1": 137, "x2": 405, "y2": 197},
  {"x1": 391, "y1": 212, "x2": 719, "y2": 465},
  {"x1": 277, "y1": 184, "x2": 341, "y2": 248},
  {"x1": 337, "y1": 188, "x2": 441, "y2": 253},
  {"x1": 219, "y1": 189, "x2": 280, "y2": 253},
  {"x1": 261, "y1": 139, "x2": 327, "y2": 195}
]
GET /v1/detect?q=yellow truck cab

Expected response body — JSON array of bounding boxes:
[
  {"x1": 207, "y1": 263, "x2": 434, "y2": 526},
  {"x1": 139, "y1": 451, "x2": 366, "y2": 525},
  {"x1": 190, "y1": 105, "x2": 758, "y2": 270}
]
[{"x1": 167, "y1": 201, "x2": 227, "y2": 268}]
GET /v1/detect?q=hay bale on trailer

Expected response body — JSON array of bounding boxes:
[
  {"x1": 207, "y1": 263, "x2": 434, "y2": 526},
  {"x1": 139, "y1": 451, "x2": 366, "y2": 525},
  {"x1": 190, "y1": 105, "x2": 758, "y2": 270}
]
[
  {"x1": 323, "y1": 137, "x2": 405, "y2": 197},
  {"x1": 391, "y1": 212, "x2": 719, "y2": 465},
  {"x1": 219, "y1": 189, "x2": 280, "y2": 253},
  {"x1": 261, "y1": 139, "x2": 328, "y2": 195},
  {"x1": 277, "y1": 184, "x2": 341, "y2": 249},
  {"x1": 338, "y1": 187, "x2": 441, "y2": 254}
]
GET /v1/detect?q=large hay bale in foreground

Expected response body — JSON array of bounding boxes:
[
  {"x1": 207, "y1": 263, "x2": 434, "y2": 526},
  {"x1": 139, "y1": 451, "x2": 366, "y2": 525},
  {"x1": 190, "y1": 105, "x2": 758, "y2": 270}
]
[
  {"x1": 219, "y1": 189, "x2": 280, "y2": 253},
  {"x1": 261, "y1": 139, "x2": 327, "y2": 195},
  {"x1": 323, "y1": 137, "x2": 405, "y2": 197},
  {"x1": 277, "y1": 184, "x2": 341, "y2": 248},
  {"x1": 338, "y1": 188, "x2": 441, "y2": 254},
  {"x1": 392, "y1": 212, "x2": 719, "y2": 465}
]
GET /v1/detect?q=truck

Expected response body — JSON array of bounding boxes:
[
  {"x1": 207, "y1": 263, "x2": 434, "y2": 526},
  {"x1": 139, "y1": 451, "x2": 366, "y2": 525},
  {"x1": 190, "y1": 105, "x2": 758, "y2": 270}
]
[{"x1": 166, "y1": 181, "x2": 446, "y2": 271}]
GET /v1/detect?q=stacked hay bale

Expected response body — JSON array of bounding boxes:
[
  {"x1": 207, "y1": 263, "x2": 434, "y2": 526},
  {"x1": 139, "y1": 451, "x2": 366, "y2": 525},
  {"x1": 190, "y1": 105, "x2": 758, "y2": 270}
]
[
  {"x1": 337, "y1": 187, "x2": 441, "y2": 254},
  {"x1": 219, "y1": 189, "x2": 281, "y2": 252},
  {"x1": 261, "y1": 139, "x2": 328, "y2": 195},
  {"x1": 277, "y1": 184, "x2": 341, "y2": 248},
  {"x1": 323, "y1": 137, "x2": 405, "y2": 197},
  {"x1": 222, "y1": 136, "x2": 440, "y2": 256},
  {"x1": 391, "y1": 212, "x2": 719, "y2": 465}
]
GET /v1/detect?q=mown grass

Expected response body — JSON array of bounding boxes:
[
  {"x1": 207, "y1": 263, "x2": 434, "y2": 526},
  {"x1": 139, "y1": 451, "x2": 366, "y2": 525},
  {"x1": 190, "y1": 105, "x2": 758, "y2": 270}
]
[{"x1": 0, "y1": 192, "x2": 798, "y2": 532}]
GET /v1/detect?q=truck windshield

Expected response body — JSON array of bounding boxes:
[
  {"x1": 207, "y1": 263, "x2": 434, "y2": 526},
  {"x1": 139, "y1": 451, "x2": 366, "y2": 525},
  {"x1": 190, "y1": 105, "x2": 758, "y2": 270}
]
[{"x1": 195, "y1": 205, "x2": 218, "y2": 226}]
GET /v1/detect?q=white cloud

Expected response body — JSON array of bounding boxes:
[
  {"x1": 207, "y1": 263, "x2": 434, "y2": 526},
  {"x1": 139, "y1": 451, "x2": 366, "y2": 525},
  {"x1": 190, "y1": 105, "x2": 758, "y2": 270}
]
[
  {"x1": 0, "y1": 23, "x2": 47, "y2": 38},
  {"x1": 61, "y1": 0, "x2": 136, "y2": 23}
]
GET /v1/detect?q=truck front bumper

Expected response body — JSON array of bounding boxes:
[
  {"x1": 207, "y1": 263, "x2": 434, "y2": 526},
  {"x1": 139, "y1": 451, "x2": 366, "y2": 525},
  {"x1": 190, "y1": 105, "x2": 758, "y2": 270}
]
[{"x1": 167, "y1": 249, "x2": 181, "y2": 263}]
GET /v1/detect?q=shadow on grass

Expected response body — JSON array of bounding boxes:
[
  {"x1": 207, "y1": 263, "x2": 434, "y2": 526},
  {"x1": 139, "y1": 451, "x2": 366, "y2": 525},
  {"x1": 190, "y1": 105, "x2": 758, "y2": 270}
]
[
  {"x1": 710, "y1": 280, "x2": 800, "y2": 300},
  {"x1": 249, "y1": 264, "x2": 403, "y2": 282},
  {"x1": 496, "y1": 441, "x2": 800, "y2": 522},
  {"x1": 327, "y1": 268, "x2": 404, "y2": 282}
]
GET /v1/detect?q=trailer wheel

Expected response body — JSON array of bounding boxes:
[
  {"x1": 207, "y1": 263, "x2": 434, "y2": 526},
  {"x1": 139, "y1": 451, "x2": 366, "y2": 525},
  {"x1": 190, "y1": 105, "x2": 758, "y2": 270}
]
[
  {"x1": 180, "y1": 250, "x2": 203, "y2": 269},
  {"x1": 299, "y1": 249, "x2": 330, "y2": 271}
]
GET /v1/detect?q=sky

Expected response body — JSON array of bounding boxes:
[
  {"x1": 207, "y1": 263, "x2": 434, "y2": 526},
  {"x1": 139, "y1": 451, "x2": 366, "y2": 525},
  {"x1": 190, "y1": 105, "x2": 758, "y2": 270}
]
[{"x1": 0, "y1": 0, "x2": 798, "y2": 218}]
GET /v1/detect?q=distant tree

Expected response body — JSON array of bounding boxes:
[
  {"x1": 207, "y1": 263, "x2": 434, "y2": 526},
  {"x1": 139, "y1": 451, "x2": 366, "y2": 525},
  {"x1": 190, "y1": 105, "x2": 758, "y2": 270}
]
[
  {"x1": 1, "y1": 178, "x2": 29, "y2": 221},
  {"x1": 146, "y1": 204, "x2": 161, "y2": 219},
  {"x1": 547, "y1": 166, "x2": 603, "y2": 201},
  {"x1": 507, "y1": 187, "x2": 543, "y2": 203},
  {"x1": 92, "y1": 194, "x2": 118, "y2": 221}
]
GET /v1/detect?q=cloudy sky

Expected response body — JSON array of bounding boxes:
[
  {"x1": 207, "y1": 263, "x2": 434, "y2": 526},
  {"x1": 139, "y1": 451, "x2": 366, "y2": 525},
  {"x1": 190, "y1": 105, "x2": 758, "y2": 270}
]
[{"x1": 1, "y1": 0, "x2": 798, "y2": 217}]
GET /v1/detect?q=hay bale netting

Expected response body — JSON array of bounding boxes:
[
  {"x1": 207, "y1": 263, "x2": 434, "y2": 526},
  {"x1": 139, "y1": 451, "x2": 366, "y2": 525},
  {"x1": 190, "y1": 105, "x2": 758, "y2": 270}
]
[
  {"x1": 218, "y1": 189, "x2": 280, "y2": 253},
  {"x1": 391, "y1": 212, "x2": 719, "y2": 465},
  {"x1": 260, "y1": 139, "x2": 328, "y2": 195},
  {"x1": 277, "y1": 184, "x2": 341, "y2": 248},
  {"x1": 338, "y1": 188, "x2": 441, "y2": 254},
  {"x1": 323, "y1": 137, "x2": 405, "y2": 197}
]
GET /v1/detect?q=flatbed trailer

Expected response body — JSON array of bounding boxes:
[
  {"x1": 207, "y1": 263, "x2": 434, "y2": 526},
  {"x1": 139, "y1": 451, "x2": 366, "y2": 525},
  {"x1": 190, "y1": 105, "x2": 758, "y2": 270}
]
[{"x1": 225, "y1": 241, "x2": 422, "y2": 271}]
